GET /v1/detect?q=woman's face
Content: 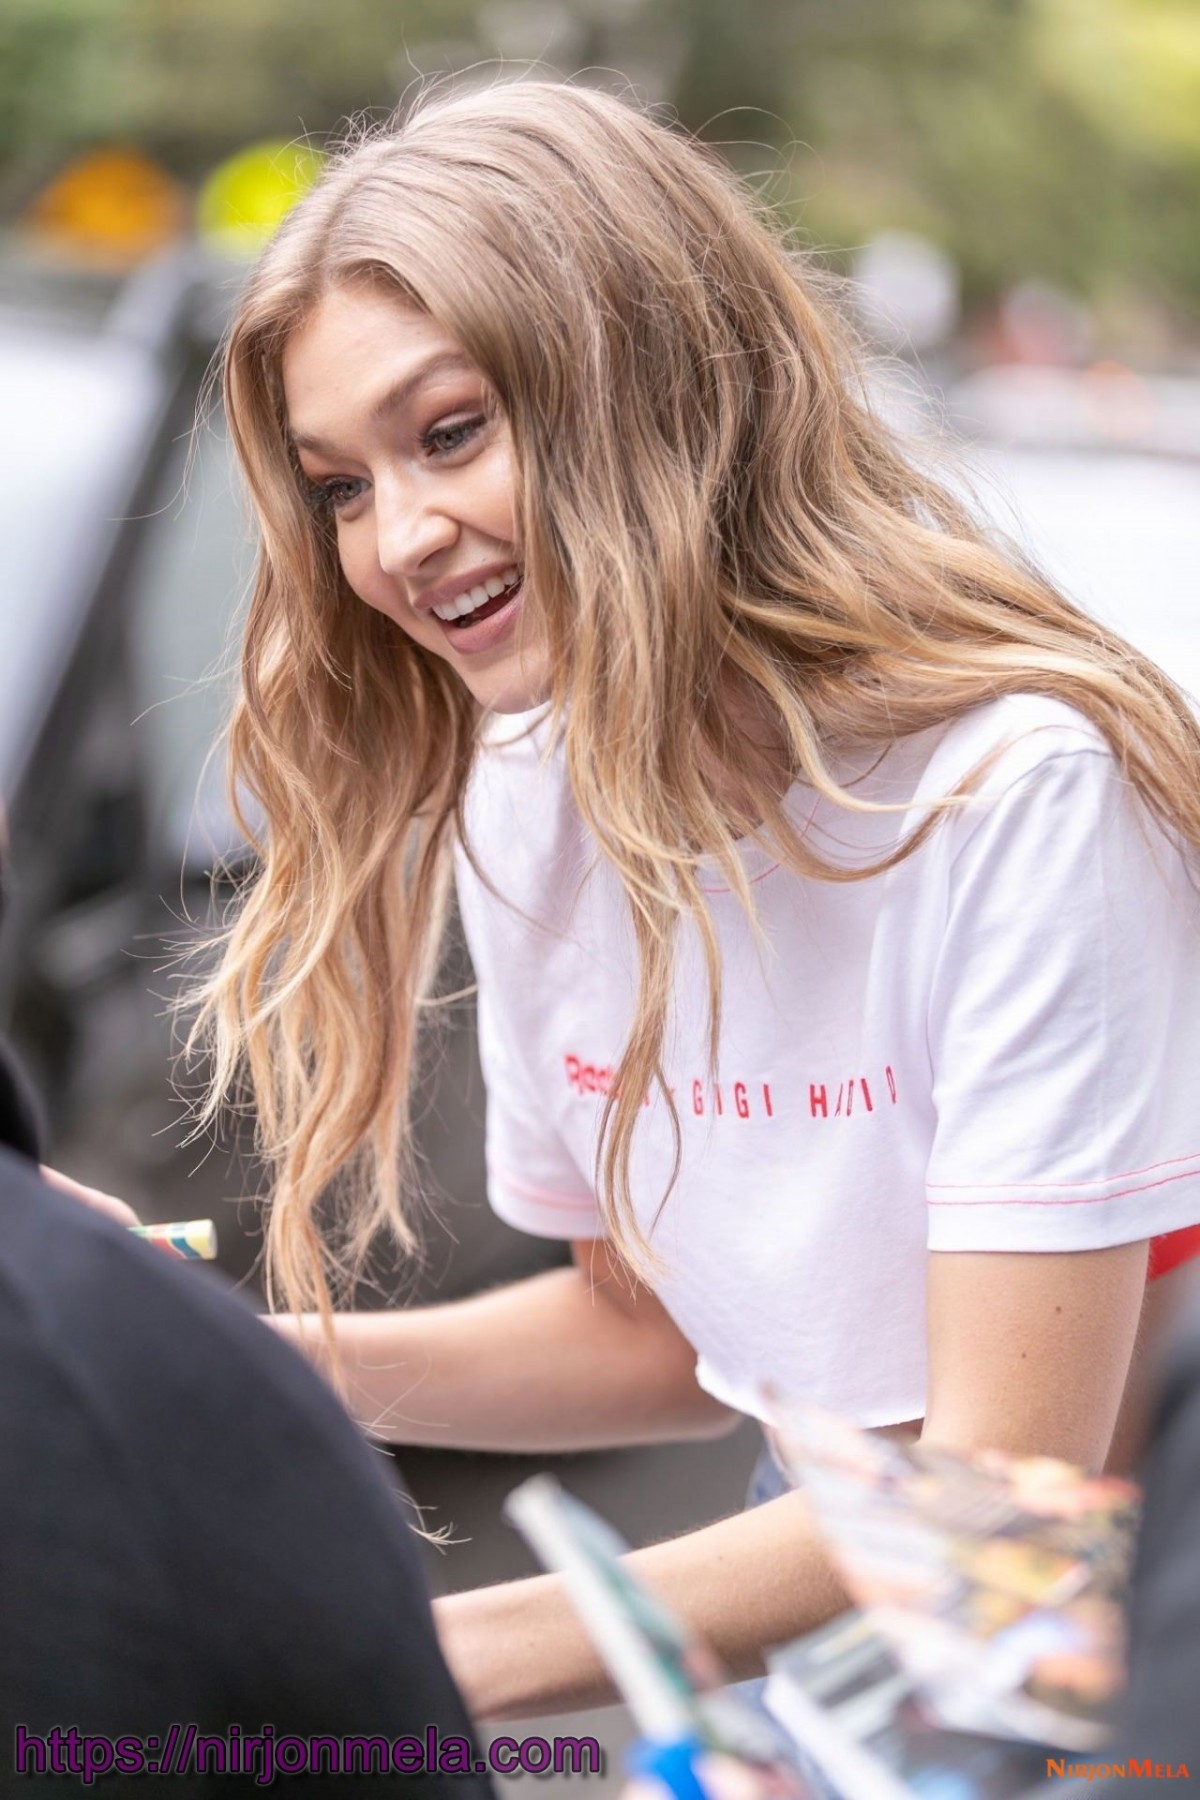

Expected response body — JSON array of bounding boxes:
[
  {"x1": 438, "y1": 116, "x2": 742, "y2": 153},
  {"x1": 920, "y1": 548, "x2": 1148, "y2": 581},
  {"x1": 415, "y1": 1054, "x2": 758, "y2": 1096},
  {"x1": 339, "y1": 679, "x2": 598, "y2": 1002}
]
[{"x1": 282, "y1": 282, "x2": 548, "y2": 713}]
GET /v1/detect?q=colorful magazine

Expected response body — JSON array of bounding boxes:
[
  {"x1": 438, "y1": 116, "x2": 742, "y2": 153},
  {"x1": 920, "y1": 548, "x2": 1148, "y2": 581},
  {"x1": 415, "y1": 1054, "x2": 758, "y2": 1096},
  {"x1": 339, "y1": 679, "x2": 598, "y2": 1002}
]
[
  {"x1": 765, "y1": 1401, "x2": 1140, "y2": 1751},
  {"x1": 766, "y1": 1611, "x2": 1057, "y2": 1800},
  {"x1": 505, "y1": 1419, "x2": 1139, "y2": 1797}
]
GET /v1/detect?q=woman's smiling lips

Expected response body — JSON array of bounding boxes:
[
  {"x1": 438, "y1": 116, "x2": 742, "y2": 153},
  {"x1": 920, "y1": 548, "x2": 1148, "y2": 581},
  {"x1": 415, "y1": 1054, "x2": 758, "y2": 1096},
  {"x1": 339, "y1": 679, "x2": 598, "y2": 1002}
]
[
  {"x1": 416, "y1": 560, "x2": 526, "y2": 655},
  {"x1": 428, "y1": 576, "x2": 525, "y2": 654}
]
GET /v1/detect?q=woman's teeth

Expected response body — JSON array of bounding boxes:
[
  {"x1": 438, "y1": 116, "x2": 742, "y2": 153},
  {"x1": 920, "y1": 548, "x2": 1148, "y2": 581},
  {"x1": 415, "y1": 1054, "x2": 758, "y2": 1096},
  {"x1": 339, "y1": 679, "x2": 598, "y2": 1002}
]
[{"x1": 433, "y1": 566, "x2": 522, "y2": 622}]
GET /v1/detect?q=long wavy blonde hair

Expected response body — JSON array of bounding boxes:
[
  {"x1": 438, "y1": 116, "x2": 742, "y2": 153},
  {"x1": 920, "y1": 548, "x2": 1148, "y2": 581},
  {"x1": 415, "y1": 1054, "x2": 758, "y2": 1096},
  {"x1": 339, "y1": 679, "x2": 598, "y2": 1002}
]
[{"x1": 189, "y1": 74, "x2": 1200, "y2": 1332}]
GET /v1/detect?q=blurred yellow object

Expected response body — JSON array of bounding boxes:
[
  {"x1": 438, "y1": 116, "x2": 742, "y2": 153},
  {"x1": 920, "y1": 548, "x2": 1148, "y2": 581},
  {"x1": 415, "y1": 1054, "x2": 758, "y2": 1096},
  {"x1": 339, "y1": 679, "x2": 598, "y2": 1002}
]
[
  {"x1": 197, "y1": 140, "x2": 325, "y2": 259},
  {"x1": 25, "y1": 147, "x2": 189, "y2": 267}
]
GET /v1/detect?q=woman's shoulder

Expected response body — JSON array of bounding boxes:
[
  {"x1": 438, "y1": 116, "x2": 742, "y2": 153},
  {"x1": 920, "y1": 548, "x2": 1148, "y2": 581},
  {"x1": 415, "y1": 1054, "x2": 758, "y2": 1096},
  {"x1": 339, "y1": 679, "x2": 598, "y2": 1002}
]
[
  {"x1": 811, "y1": 693, "x2": 1111, "y2": 838},
  {"x1": 803, "y1": 693, "x2": 1124, "y2": 878},
  {"x1": 911, "y1": 691, "x2": 1111, "y2": 808},
  {"x1": 904, "y1": 691, "x2": 1192, "y2": 900}
]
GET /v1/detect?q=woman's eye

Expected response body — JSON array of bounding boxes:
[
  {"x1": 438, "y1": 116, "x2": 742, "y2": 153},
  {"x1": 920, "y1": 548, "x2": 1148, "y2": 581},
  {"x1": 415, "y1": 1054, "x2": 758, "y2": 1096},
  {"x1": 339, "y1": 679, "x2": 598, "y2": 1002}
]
[
  {"x1": 310, "y1": 477, "x2": 366, "y2": 514},
  {"x1": 302, "y1": 411, "x2": 488, "y2": 512},
  {"x1": 421, "y1": 415, "x2": 486, "y2": 457}
]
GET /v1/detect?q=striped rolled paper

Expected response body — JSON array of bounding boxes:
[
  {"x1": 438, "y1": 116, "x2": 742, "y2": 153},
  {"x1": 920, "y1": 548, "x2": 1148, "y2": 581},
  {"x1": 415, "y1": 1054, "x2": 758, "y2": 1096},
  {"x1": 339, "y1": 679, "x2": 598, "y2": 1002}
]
[{"x1": 130, "y1": 1219, "x2": 217, "y2": 1260}]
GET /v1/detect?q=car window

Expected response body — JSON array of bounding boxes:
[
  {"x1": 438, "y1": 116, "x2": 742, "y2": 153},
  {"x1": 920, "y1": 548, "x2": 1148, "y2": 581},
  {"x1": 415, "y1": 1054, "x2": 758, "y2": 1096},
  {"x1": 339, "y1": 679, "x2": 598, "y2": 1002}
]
[
  {"x1": 0, "y1": 324, "x2": 165, "y2": 796},
  {"x1": 125, "y1": 380, "x2": 257, "y2": 877}
]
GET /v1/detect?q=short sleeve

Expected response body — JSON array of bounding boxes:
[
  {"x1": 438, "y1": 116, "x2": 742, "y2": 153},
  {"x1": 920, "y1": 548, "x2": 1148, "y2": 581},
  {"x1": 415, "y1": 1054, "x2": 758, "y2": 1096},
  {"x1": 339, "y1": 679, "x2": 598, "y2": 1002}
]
[
  {"x1": 473, "y1": 979, "x2": 605, "y2": 1240},
  {"x1": 925, "y1": 746, "x2": 1200, "y2": 1252}
]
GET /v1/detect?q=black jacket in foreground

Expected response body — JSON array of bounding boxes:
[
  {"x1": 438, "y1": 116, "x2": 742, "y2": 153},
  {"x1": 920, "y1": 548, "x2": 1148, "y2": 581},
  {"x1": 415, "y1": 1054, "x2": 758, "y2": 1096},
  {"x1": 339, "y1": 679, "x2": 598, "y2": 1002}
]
[
  {"x1": 1099, "y1": 1305, "x2": 1200, "y2": 1773},
  {"x1": 0, "y1": 1143, "x2": 494, "y2": 1799}
]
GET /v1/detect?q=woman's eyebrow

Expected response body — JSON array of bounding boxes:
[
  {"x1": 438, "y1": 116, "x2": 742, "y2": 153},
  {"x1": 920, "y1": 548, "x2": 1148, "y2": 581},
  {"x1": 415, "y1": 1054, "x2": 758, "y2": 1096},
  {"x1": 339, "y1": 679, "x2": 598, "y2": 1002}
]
[{"x1": 289, "y1": 350, "x2": 477, "y2": 454}]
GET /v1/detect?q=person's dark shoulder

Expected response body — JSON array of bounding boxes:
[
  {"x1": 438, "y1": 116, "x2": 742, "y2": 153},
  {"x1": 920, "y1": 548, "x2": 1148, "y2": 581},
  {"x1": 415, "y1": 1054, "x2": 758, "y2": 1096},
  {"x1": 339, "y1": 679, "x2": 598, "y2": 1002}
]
[
  {"x1": 1104, "y1": 1304, "x2": 1200, "y2": 1770},
  {"x1": 0, "y1": 1142, "x2": 367, "y2": 1491},
  {"x1": 0, "y1": 1149, "x2": 490, "y2": 1787},
  {"x1": 0, "y1": 1038, "x2": 44, "y2": 1159},
  {"x1": 0, "y1": 1149, "x2": 208, "y2": 1736}
]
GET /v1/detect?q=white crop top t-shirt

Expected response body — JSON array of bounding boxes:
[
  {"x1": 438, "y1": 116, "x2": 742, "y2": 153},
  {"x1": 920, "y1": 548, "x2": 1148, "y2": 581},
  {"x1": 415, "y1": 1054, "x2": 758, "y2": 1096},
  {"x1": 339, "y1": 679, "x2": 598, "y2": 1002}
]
[{"x1": 452, "y1": 694, "x2": 1200, "y2": 1426}]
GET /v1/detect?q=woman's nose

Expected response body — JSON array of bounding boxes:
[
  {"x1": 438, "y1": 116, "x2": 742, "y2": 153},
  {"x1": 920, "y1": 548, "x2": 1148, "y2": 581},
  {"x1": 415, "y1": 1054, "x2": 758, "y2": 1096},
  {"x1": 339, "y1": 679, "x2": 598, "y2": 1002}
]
[{"x1": 374, "y1": 477, "x2": 458, "y2": 579}]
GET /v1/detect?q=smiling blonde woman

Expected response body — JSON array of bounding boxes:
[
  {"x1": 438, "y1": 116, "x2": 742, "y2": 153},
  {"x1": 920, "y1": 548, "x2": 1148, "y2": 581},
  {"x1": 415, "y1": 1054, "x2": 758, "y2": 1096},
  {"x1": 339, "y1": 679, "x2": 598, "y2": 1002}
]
[{"x1": 190, "y1": 77, "x2": 1200, "y2": 1716}]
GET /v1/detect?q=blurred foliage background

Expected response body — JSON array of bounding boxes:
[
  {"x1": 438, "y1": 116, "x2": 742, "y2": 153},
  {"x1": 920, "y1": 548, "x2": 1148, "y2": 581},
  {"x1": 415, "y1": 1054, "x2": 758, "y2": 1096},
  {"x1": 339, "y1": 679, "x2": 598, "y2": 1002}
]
[{"x1": 3, "y1": 0, "x2": 1199, "y2": 355}]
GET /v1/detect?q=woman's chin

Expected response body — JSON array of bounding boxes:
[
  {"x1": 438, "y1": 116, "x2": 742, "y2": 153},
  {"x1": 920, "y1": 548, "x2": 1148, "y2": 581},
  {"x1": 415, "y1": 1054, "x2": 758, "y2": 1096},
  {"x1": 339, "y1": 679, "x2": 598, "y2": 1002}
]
[{"x1": 468, "y1": 650, "x2": 553, "y2": 716}]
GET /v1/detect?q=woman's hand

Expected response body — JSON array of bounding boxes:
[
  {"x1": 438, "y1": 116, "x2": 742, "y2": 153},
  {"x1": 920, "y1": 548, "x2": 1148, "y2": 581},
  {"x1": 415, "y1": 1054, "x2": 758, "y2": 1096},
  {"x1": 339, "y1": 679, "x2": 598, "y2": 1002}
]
[{"x1": 39, "y1": 1164, "x2": 140, "y2": 1229}]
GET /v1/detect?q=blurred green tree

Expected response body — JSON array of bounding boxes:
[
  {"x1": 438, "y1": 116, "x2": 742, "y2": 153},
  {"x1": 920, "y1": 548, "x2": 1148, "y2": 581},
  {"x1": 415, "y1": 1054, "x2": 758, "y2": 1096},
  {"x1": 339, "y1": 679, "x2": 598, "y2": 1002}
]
[
  {"x1": 758, "y1": 0, "x2": 1200, "y2": 320},
  {"x1": 0, "y1": 0, "x2": 475, "y2": 180},
  {"x1": 2, "y1": 0, "x2": 1197, "y2": 326}
]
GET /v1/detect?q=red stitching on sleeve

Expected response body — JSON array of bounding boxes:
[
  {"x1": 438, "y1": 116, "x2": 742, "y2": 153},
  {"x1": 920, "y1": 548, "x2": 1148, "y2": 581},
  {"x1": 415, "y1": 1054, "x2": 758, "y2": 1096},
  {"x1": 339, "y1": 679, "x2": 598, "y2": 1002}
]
[
  {"x1": 493, "y1": 1164, "x2": 598, "y2": 1212},
  {"x1": 928, "y1": 1147, "x2": 1200, "y2": 1192},
  {"x1": 928, "y1": 1165, "x2": 1200, "y2": 1208}
]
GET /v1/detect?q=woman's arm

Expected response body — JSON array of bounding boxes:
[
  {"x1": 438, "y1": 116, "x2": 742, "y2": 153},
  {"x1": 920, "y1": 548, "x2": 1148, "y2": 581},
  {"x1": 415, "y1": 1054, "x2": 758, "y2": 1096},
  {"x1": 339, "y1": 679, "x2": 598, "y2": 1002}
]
[
  {"x1": 436, "y1": 1240, "x2": 1151, "y2": 1719},
  {"x1": 921, "y1": 1238, "x2": 1149, "y2": 1468},
  {"x1": 271, "y1": 1237, "x2": 737, "y2": 1451},
  {"x1": 436, "y1": 1483, "x2": 846, "y2": 1718}
]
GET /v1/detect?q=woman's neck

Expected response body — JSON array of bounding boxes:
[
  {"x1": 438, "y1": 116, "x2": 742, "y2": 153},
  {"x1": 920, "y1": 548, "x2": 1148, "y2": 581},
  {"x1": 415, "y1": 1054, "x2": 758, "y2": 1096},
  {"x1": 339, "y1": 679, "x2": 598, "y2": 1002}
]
[{"x1": 695, "y1": 676, "x2": 794, "y2": 836}]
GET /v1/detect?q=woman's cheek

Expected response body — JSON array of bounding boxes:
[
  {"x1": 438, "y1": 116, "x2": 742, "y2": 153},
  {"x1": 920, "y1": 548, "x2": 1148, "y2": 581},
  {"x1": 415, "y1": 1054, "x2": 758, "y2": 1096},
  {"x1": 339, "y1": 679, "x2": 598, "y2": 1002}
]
[
  {"x1": 338, "y1": 551, "x2": 439, "y2": 651},
  {"x1": 336, "y1": 536, "x2": 391, "y2": 619}
]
